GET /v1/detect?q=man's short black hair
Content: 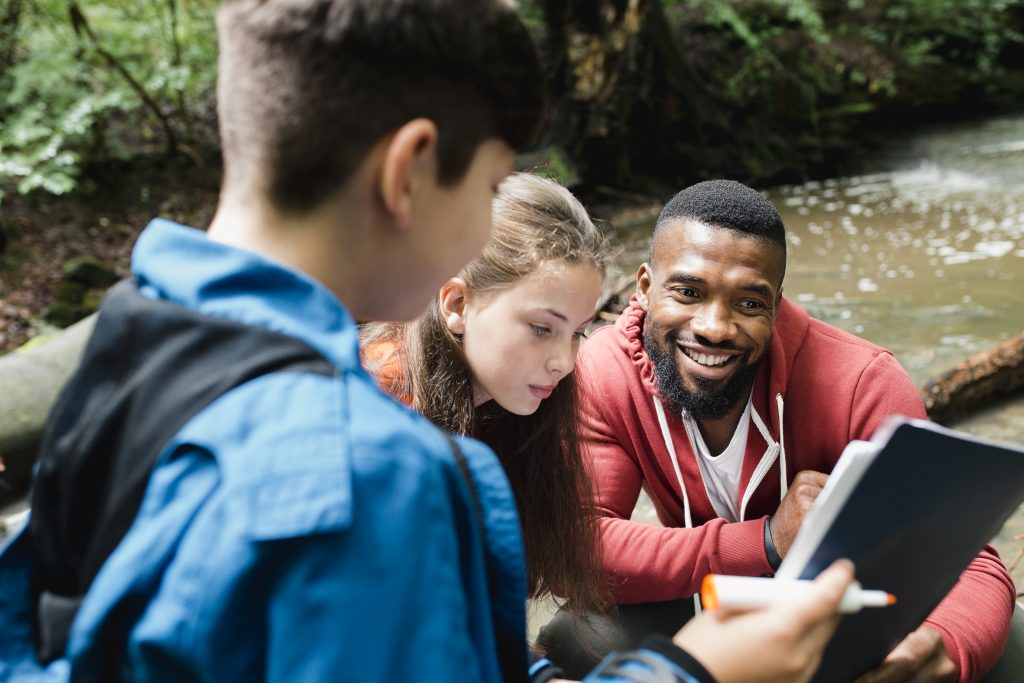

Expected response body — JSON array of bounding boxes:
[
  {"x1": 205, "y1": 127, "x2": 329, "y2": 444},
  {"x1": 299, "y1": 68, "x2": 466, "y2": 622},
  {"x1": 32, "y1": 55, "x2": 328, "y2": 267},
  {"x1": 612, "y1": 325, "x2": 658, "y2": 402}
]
[
  {"x1": 217, "y1": 0, "x2": 545, "y2": 215},
  {"x1": 651, "y1": 179, "x2": 787, "y2": 261}
]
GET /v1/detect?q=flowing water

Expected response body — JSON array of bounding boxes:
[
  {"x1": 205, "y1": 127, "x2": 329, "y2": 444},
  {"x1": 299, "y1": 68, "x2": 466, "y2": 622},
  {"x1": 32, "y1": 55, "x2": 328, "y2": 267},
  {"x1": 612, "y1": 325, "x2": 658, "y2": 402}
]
[{"x1": 614, "y1": 112, "x2": 1024, "y2": 588}]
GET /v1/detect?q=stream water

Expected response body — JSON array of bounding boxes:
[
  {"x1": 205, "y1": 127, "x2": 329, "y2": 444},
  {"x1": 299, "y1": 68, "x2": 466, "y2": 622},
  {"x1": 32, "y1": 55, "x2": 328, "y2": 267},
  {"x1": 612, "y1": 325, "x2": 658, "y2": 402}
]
[{"x1": 615, "y1": 111, "x2": 1024, "y2": 589}]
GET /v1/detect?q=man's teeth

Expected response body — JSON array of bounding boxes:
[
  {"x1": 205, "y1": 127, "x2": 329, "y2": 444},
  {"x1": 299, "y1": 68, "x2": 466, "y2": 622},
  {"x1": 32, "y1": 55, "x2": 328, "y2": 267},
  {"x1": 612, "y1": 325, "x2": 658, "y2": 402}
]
[{"x1": 685, "y1": 349, "x2": 729, "y2": 367}]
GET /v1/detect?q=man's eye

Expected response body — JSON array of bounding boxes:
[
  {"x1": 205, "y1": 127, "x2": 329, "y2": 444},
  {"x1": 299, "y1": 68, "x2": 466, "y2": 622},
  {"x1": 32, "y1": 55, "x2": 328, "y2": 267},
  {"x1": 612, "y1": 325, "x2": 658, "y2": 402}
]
[
  {"x1": 573, "y1": 330, "x2": 588, "y2": 342},
  {"x1": 740, "y1": 300, "x2": 764, "y2": 310},
  {"x1": 530, "y1": 324, "x2": 551, "y2": 337},
  {"x1": 672, "y1": 287, "x2": 698, "y2": 298}
]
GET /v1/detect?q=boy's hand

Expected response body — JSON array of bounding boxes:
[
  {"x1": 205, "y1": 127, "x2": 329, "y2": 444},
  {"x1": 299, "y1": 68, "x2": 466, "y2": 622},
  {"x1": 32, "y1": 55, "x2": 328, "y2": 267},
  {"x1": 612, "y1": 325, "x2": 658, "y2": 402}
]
[
  {"x1": 672, "y1": 559, "x2": 854, "y2": 683},
  {"x1": 769, "y1": 470, "x2": 828, "y2": 557},
  {"x1": 852, "y1": 625, "x2": 957, "y2": 683}
]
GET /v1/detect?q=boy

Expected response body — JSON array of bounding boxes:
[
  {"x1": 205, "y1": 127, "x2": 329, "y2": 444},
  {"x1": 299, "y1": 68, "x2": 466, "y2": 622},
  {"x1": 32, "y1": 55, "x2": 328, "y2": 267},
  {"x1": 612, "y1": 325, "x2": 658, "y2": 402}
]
[{"x1": 0, "y1": 2, "x2": 852, "y2": 681}]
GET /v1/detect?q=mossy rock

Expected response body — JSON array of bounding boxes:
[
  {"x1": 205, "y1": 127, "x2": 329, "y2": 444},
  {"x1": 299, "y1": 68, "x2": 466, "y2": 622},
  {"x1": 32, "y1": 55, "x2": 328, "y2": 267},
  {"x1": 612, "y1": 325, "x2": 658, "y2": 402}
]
[
  {"x1": 44, "y1": 301, "x2": 88, "y2": 329},
  {"x1": 62, "y1": 257, "x2": 118, "y2": 289},
  {"x1": 52, "y1": 280, "x2": 87, "y2": 305},
  {"x1": 81, "y1": 289, "x2": 105, "y2": 314}
]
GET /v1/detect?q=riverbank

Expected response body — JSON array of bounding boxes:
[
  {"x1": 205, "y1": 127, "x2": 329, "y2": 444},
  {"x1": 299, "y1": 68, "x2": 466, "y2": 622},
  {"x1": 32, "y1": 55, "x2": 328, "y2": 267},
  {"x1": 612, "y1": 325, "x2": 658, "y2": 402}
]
[{"x1": 0, "y1": 155, "x2": 222, "y2": 354}]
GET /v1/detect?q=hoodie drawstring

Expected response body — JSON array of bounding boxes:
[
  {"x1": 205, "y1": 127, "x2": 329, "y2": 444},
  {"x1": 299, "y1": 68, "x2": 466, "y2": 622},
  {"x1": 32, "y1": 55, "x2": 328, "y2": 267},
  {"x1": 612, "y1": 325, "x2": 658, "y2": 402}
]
[
  {"x1": 776, "y1": 393, "x2": 788, "y2": 499},
  {"x1": 653, "y1": 397, "x2": 701, "y2": 615},
  {"x1": 653, "y1": 393, "x2": 789, "y2": 614}
]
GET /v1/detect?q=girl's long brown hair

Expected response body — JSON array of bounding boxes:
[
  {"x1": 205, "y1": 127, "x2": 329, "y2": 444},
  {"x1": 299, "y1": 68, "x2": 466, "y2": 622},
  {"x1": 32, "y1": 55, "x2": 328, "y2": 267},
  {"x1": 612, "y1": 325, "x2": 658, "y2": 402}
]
[{"x1": 362, "y1": 173, "x2": 611, "y2": 615}]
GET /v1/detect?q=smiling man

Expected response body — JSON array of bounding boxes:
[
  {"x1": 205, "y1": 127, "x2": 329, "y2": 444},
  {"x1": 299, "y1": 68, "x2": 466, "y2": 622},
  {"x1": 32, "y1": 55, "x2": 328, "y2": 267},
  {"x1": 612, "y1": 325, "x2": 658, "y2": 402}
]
[{"x1": 568, "y1": 180, "x2": 1015, "y2": 683}]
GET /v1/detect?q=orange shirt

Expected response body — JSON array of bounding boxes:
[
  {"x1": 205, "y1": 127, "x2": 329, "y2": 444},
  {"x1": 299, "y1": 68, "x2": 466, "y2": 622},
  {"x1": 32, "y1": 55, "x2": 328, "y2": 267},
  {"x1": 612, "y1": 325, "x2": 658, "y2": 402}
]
[{"x1": 361, "y1": 339, "x2": 413, "y2": 406}]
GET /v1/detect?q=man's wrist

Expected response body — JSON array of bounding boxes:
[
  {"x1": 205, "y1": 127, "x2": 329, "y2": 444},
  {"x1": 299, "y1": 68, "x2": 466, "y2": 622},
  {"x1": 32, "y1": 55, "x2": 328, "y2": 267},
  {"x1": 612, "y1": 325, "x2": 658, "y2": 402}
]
[{"x1": 764, "y1": 516, "x2": 783, "y2": 570}]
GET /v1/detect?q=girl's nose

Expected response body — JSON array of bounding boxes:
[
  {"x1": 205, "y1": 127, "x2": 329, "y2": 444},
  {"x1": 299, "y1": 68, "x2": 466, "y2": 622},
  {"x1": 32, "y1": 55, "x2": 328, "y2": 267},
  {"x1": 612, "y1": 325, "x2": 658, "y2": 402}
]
[{"x1": 547, "y1": 340, "x2": 576, "y2": 377}]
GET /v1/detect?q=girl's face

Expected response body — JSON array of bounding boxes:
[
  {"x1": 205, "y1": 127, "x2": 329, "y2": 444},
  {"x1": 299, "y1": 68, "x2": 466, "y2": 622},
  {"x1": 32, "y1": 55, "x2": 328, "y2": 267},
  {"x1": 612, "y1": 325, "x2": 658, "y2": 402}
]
[{"x1": 451, "y1": 260, "x2": 603, "y2": 415}]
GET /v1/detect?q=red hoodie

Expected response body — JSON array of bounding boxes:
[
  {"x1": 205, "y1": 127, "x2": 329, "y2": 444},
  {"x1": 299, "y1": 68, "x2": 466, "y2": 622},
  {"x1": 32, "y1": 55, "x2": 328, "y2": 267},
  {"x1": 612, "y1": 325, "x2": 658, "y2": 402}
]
[{"x1": 577, "y1": 295, "x2": 1014, "y2": 682}]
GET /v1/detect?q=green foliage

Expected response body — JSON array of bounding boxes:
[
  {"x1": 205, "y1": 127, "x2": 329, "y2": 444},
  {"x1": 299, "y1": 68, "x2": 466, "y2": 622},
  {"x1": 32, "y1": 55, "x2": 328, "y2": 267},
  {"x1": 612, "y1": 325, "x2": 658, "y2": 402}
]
[
  {"x1": 656, "y1": 0, "x2": 1024, "y2": 184},
  {"x1": 530, "y1": 146, "x2": 578, "y2": 187},
  {"x1": 0, "y1": 0, "x2": 219, "y2": 204}
]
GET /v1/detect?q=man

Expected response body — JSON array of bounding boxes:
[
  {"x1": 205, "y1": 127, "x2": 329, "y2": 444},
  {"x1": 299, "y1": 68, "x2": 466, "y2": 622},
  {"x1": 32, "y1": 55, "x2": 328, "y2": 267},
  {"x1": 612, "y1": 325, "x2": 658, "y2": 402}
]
[{"x1": 569, "y1": 180, "x2": 1015, "y2": 682}]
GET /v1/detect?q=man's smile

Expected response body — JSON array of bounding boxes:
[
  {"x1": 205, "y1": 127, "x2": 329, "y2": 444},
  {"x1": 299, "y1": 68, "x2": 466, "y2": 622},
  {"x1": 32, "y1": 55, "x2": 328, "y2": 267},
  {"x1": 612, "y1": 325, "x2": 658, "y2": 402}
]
[{"x1": 675, "y1": 342, "x2": 743, "y2": 381}]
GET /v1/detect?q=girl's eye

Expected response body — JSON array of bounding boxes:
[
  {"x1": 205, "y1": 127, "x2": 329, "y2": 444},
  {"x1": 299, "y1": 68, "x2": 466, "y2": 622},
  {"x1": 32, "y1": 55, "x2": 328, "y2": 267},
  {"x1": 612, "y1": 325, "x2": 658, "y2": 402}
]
[{"x1": 530, "y1": 324, "x2": 551, "y2": 337}]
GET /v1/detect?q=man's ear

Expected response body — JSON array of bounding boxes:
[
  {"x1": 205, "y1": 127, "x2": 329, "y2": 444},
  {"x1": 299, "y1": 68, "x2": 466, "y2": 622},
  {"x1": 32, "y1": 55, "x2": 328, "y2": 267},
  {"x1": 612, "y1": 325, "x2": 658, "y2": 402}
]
[
  {"x1": 379, "y1": 118, "x2": 439, "y2": 230},
  {"x1": 772, "y1": 285, "x2": 784, "y2": 318},
  {"x1": 438, "y1": 278, "x2": 469, "y2": 334},
  {"x1": 636, "y1": 263, "x2": 653, "y2": 311}
]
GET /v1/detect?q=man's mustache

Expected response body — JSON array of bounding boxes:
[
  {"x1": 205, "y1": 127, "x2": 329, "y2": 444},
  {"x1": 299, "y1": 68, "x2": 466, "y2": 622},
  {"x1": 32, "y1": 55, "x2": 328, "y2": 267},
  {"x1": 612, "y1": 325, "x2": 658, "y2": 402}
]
[{"x1": 668, "y1": 332, "x2": 740, "y2": 352}]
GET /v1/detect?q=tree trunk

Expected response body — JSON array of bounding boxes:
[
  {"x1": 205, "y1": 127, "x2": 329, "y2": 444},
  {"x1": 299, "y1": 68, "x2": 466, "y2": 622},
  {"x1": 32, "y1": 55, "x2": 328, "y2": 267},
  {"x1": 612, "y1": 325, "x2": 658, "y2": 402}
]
[
  {"x1": 0, "y1": 0, "x2": 22, "y2": 93},
  {"x1": 921, "y1": 332, "x2": 1024, "y2": 426},
  {"x1": 0, "y1": 315, "x2": 94, "y2": 504},
  {"x1": 541, "y1": 0, "x2": 720, "y2": 192}
]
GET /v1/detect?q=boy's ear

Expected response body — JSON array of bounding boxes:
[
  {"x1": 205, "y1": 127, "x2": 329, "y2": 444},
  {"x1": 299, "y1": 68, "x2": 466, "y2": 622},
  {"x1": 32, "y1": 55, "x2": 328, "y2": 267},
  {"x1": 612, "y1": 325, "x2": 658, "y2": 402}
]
[
  {"x1": 379, "y1": 118, "x2": 439, "y2": 230},
  {"x1": 438, "y1": 278, "x2": 468, "y2": 334}
]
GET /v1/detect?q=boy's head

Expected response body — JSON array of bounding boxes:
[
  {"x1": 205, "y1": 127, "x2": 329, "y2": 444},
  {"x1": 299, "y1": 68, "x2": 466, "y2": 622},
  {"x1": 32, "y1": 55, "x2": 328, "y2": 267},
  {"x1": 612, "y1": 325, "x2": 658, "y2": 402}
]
[
  {"x1": 217, "y1": 0, "x2": 543, "y2": 213},
  {"x1": 214, "y1": 0, "x2": 545, "y2": 320}
]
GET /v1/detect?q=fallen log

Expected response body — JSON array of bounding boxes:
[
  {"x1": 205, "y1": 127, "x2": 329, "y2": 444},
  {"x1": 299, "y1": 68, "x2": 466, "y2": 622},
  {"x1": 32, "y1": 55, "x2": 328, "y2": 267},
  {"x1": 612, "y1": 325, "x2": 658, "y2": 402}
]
[
  {"x1": 921, "y1": 332, "x2": 1024, "y2": 427},
  {"x1": 0, "y1": 315, "x2": 95, "y2": 504}
]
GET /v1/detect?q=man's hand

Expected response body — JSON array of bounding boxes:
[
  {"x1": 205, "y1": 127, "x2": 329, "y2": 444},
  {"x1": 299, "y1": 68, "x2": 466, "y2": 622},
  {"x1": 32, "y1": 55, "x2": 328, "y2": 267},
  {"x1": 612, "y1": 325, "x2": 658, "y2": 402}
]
[
  {"x1": 672, "y1": 560, "x2": 855, "y2": 683},
  {"x1": 769, "y1": 470, "x2": 828, "y2": 557},
  {"x1": 853, "y1": 626, "x2": 957, "y2": 683}
]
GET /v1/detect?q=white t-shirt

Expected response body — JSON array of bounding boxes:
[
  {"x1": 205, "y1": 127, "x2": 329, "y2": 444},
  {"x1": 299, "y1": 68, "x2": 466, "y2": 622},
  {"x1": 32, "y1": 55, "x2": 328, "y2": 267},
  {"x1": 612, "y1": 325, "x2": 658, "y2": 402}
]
[{"x1": 683, "y1": 394, "x2": 753, "y2": 522}]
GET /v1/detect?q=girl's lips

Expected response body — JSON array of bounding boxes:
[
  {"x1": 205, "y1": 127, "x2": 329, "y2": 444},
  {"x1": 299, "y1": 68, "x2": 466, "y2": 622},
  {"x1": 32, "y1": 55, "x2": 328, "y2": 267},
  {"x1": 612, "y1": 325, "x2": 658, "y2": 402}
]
[{"x1": 530, "y1": 385, "x2": 555, "y2": 399}]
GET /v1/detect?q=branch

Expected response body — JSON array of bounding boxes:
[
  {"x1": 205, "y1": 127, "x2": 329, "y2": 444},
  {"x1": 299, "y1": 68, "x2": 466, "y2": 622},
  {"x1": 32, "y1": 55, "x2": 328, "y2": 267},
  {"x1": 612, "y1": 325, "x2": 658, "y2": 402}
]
[
  {"x1": 166, "y1": 0, "x2": 193, "y2": 140},
  {"x1": 68, "y1": 1, "x2": 178, "y2": 155}
]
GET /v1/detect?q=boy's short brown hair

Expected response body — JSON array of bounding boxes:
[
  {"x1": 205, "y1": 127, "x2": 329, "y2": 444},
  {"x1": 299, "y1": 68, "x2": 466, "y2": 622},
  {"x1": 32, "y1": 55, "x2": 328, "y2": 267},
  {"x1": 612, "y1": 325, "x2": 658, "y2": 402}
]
[{"x1": 217, "y1": 0, "x2": 545, "y2": 214}]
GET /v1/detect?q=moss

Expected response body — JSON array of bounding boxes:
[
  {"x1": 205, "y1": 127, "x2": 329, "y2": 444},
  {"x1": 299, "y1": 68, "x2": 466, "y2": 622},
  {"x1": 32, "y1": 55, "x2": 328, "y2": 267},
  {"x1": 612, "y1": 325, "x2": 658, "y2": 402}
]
[
  {"x1": 62, "y1": 257, "x2": 118, "y2": 289},
  {"x1": 44, "y1": 301, "x2": 87, "y2": 329},
  {"x1": 52, "y1": 280, "x2": 86, "y2": 305}
]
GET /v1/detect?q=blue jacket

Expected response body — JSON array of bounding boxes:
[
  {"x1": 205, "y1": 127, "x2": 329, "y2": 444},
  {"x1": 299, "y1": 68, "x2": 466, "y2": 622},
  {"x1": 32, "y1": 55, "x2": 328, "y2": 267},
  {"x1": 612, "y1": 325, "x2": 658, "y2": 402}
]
[{"x1": 0, "y1": 220, "x2": 528, "y2": 682}]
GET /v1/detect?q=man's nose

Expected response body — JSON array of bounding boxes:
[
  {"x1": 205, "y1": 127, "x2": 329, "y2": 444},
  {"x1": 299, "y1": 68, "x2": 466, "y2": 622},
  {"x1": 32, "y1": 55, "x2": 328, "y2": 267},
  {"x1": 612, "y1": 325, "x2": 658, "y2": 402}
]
[{"x1": 691, "y1": 301, "x2": 734, "y2": 344}]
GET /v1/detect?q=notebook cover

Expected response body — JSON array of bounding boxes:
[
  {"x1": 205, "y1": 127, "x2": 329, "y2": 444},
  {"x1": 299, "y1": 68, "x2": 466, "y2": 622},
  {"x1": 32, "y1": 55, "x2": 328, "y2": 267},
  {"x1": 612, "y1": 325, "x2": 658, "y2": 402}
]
[{"x1": 786, "y1": 417, "x2": 1024, "y2": 682}]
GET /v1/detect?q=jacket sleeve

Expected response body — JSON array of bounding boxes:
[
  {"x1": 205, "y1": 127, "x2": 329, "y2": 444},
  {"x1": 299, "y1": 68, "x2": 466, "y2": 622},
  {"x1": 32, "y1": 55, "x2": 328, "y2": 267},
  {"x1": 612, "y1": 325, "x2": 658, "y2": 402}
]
[
  {"x1": 579, "y1": 364, "x2": 772, "y2": 604},
  {"x1": 851, "y1": 353, "x2": 1015, "y2": 682}
]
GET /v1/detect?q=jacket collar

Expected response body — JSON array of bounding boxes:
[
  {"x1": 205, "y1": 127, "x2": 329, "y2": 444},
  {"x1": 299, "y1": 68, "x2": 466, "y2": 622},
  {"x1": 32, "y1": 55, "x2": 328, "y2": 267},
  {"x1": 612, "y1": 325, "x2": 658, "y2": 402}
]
[{"x1": 131, "y1": 219, "x2": 361, "y2": 373}]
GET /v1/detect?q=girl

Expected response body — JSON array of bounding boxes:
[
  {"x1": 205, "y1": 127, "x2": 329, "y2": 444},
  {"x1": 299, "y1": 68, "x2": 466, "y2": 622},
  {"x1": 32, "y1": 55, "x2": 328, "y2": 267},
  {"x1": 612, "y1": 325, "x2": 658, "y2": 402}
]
[{"x1": 361, "y1": 172, "x2": 610, "y2": 621}]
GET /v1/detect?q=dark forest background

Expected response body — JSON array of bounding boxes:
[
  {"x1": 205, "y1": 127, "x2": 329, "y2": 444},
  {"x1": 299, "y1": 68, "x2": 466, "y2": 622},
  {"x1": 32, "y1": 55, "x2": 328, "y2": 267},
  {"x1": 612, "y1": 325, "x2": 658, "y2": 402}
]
[{"x1": 2, "y1": 0, "x2": 1024, "y2": 346}]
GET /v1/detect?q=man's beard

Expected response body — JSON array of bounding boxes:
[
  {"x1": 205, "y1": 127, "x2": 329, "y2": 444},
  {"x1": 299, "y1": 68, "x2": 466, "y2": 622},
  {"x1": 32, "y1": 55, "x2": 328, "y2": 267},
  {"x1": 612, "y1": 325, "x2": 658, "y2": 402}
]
[{"x1": 644, "y1": 324, "x2": 765, "y2": 421}]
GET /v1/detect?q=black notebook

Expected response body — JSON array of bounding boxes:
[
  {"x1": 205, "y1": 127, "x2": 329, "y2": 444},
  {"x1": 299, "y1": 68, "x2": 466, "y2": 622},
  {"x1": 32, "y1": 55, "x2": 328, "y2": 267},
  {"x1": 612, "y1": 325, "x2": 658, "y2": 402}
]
[{"x1": 776, "y1": 416, "x2": 1024, "y2": 683}]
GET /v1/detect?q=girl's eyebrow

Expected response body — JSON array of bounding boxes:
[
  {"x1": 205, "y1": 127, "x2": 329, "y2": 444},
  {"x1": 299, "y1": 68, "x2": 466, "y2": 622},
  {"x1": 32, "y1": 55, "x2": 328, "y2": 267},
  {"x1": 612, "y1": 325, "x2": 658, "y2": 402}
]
[
  {"x1": 529, "y1": 307, "x2": 593, "y2": 326},
  {"x1": 528, "y1": 307, "x2": 568, "y2": 322}
]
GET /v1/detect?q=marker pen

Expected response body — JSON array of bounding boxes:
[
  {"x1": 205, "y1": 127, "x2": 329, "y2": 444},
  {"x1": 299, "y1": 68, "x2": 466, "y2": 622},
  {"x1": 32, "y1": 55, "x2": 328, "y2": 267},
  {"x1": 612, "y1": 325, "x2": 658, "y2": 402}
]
[{"x1": 701, "y1": 575, "x2": 896, "y2": 614}]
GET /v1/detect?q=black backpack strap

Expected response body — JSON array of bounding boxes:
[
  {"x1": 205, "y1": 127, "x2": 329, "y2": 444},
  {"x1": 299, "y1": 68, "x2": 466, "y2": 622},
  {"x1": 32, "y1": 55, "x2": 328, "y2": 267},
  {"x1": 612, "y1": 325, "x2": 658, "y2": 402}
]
[
  {"x1": 30, "y1": 279, "x2": 335, "y2": 662},
  {"x1": 443, "y1": 432, "x2": 527, "y2": 683}
]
